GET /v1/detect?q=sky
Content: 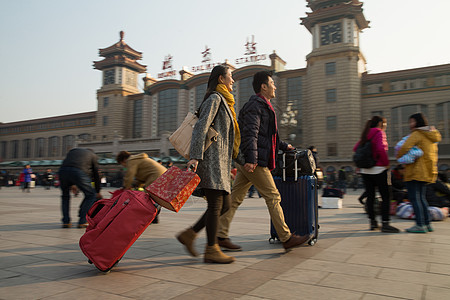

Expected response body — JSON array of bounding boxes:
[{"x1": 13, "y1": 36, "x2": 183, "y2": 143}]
[{"x1": 1, "y1": 0, "x2": 449, "y2": 123}]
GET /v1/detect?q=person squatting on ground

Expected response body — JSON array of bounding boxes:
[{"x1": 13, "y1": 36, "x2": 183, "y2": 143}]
[
  {"x1": 116, "y1": 150, "x2": 167, "y2": 224},
  {"x1": 397, "y1": 113, "x2": 441, "y2": 233},
  {"x1": 216, "y1": 71, "x2": 310, "y2": 252},
  {"x1": 58, "y1": 148, "x2": 103, "y2": 228},
  {"x1": 353, "y1": 116, "x2": 400, "y2": 233},
  {"x1": 176, "y1": 65, "x2": 239, "y2": 264}
]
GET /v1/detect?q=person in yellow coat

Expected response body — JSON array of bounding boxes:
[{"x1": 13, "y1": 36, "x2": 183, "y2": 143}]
[
  {"x1": 397, "y1": 113, "x2": 441, "y2": 233},
  {"x1": 116, "y1": 151, "x2": 167, "y2": 223}
]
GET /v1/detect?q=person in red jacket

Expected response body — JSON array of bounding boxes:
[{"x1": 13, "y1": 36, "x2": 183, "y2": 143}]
[{"x1": 353, "y1": 116, "x2": 399, "y2": 233}]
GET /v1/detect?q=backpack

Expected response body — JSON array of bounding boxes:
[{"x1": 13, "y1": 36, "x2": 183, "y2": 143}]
[{"x1": 353, "y1": 139, "x2": 376, "y2": 168}]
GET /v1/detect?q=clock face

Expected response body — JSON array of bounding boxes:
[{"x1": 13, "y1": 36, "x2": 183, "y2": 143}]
[
  {"x1": 103, "y1": 69, "x2": 115, "y2": 85},
  {"x1": 320, "y1": 22, "x2": 342, "y2": 46}
]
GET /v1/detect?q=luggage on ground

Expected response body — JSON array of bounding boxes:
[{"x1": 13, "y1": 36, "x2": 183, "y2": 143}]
[
  {"x1": 79, "y1": 189, "x2": 158, "y2": 272},
  {"x1": 270, "y1": 175, "x2": 319, "y2": 246},
  {"x1": 272, "y1": 149, "x2": 316, "y2": 181}
]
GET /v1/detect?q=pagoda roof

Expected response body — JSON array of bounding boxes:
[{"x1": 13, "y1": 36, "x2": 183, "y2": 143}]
[
  {"x1": 93, "y1": 55, "x2": 146, "y2": 73},
  {"x1": 94, "y1": 31, "x2": 146, "y2": 73},
  {"x1": 98, "y1": 31, "x2": 143, "y2": 59},
  {"x1": 301, "y1": 0, "x2": 369, "y2": 32}
]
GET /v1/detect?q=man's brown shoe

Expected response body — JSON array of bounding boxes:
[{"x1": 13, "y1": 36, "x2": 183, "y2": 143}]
[
  {"x1": 282, "y1": 234, "x2": 309, "y2": 250},
  {"x1": 62, "y1": 223, "x2": 72, "y2": 228},
  {"x1": 218, "y1": 238, "x2": 242, "y2": 251},
  {"x1": 77, "y1": 223, "x2": 89, "y2": 228}
]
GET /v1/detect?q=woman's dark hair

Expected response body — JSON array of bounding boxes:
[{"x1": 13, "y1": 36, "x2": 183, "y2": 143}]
[
  {"x1": 409, "y1": 113, "x2": 428, "y2": 128},
  {"x1": 203, "y1": 65, "x2": 229, "y2": 101},
  {"x1": 116, "y1": 150, "x2": 131, "y2": 164},
  {"x1": 252, "y1": 71, "x2": 272, "y2": 93},
  {"x1": 360, "y1": 116, "x2": 386, "y2": 144}
]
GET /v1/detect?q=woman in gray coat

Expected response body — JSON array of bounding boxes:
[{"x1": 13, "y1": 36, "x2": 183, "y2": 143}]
[{"x1": 177, "y1": 65, "x2": 240, "y2": 264}]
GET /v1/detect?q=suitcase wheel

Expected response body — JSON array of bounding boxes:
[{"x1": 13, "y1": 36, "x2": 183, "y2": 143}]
[
  {"x1": 88, "y1": 259, "x2": 93, "y2": 264},
  {"x1": 308, "y1": 238, "x2": 317, "y2": 246},
  {"x1": 269, "y1": 237, "x2": 276, "y2": 244}
]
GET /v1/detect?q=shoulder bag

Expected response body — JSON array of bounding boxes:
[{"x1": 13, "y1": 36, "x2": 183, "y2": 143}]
[{"x1": 169, "y1": 97, "x2": 220, "y2": 159}]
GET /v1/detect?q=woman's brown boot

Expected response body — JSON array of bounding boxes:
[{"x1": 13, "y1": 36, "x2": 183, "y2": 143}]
[
  {"x1": 176, "y1": 228, "x2": 199, "y2": 257},
  {"x1": 204, "y1": 244, "x2": 235, "y2": 264}
]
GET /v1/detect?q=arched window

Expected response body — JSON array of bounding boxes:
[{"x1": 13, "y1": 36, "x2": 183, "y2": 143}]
[
  {"x1": 158, "y1": 89, "x2": 178, "y2": 135},
  {"x1": 62, "y1": 135, "x2": 75, "y2": 156},
  {"x1": 48, "y1": 136, "x2": 60, "y2": 157},
  {"x1": 35, "y1": 138, "x2": 45, "y2": 158},
  {"x1": 195, "y1": 83, "x2": 207, "y2": 109},
  {"x1": 133, "y1": 100, "x2": 143, "y2": 138},
  {"x1": 10, "y1": 140, "x2": 19, "y2": 159},
  {"x1": 238, "y1": 77, "x2": 253, "y2": 111},
  {"x1": 436, "y1": 101, "x2": 450, "y2": 142},
  {"x1": 22, "y1": 139, "x2": 32, "y2": 158}
]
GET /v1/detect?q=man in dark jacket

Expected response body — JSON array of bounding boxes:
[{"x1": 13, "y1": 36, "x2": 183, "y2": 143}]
[
  {"x1": 58, "y1": 148, "x2": 102, "y2": 228},
  {"x1": 217, "y1": 71, "x2": 309, "y2": 251}
]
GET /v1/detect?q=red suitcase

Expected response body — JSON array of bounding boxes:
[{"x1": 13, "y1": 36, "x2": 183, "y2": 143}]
[{"x1": 79, "y1": 190, "x2": 158, "y2": 272}]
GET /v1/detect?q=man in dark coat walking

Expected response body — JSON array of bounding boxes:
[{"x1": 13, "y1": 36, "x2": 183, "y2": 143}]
[{"x1": 217, "y1": 71, "x2": 309, "y2": 251}]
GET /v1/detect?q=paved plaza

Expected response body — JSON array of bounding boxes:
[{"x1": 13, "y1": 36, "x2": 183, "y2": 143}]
[{"x1": 1, "y1": 185, "x2": 450, "y2": 300}]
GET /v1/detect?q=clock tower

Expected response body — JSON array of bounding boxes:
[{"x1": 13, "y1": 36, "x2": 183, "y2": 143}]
[
  {"x1": 301, "y1": 0, "x2": 369, "y2": 162},
  {"x1": 93, "y1": 31, "x2": 146, "y2": 141}
]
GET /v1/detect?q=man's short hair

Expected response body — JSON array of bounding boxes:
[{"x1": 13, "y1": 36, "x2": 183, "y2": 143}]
[
  {"x1": 116, "y1": 150, "x2": 131, "y2": 164},
  {"x1": 252, "y1": 71, "x2": 273, "y2": 94}
]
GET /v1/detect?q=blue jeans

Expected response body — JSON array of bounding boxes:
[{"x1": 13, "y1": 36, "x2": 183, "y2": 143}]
[
  {"x1": 59, "y1": 167, "x2": 97, "y2": 224},
  {"x1": 406, "y1": 180, "x2": 430, "y2": 227}
]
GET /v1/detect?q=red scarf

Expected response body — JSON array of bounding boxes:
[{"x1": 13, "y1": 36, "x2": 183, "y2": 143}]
[{"x1": 257, "y1": 93, "x2": 277, "y2": 170}]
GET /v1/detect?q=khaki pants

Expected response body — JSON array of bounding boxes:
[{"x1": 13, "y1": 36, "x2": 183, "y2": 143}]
[{"x1": 217, "y1": 164, "x2": 292, "y2": 242}]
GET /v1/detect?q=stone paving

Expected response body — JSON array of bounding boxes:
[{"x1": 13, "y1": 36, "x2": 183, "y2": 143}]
[{"x1": 1, "y1": 186, "x2": 450, "y2": 299}]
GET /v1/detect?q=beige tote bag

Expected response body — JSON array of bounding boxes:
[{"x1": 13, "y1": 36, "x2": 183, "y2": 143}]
[{"x1": 169, "y1": 112, "x2": 218, "y2": 159}]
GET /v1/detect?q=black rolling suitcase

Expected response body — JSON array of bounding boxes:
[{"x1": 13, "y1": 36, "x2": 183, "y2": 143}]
[
  {"x1": 270, "y1": 175, "x2": 319, "y2": 246},
  {"x1": 269, "y1": 149, "x2": 319, "y2": 246}
]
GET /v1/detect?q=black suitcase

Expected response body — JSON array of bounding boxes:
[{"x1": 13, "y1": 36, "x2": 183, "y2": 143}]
[
  {"x1": 272, "y1": 149, "x2": 316, "y2": 181},
  {"x1": 270, "y1": 175, "x2": 319, "y2": 246}
]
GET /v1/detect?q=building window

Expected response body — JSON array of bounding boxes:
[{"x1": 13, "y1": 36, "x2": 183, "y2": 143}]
[
  {"x1": 286, "y1": 77, "x2": 302, "y2": 144},
  {"x1": 238, "y1": 77, "x2": 253, "y2": 111},
  {"x1": 133, "y1": 99, "x2": 143, "y2": 138},
  {"x1": 436, "y1": 101, "x2": 450, "y2": 140},
  {"x1": 48, "y1": 136, "x2": 60, "y2": 157},
  {"x1": 195, "y1": 83, "x2": 207, "y2": 110},
  {"x1": 326, "y1": 89, "x2": 336, "y2": 102},
  {"x1": 103, "y1": 97, "x2": 109, "y2": 107},
  {"x1": 10, "y1": 140, "x2": 19, "y2": 159},
  {"x1": 62, "y1": 135, "x2": 75, "y2": 156},
  {"x1": 158, "y1": 89, "x2": 178, "y2": 135},
  {"x1": 103, "y1": 116, "x2": 108, "y2": 126},
  {"x1": 23, "y1": 139, "x2": 32, "y2": 158},
  {"x1": 371, "y1": 111, "x2": 383, "y2": 117},
  {"x1": 327, "y1": 143, "x2": 337, "y2": 157},
  {"x1": 325, "y1": 62, "x2": 336, "y2": 75},
  {"x1": 78, "y1": 134, "x2": 91, "y2": 142},
  {"x1": 35, "y1": 138, "x2": 45, "y2": 158},
  {"x1": 326, "y1": 116, "x2": 337, "y2": 130},
  {"x1": 1, "y1": 141, "x2": 7, "y2": 160},
  {"x1": 391, "y1": 104, "x2": 428, "y2": 143}
]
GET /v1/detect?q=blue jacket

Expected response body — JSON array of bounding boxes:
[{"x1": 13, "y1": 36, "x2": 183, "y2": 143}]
[
  {"x1": 238, "y1": 94, "x2": 288, "y2": 167},
  {"x1": 22, "y1": 167, "x2": 33, "y2": 183}
]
